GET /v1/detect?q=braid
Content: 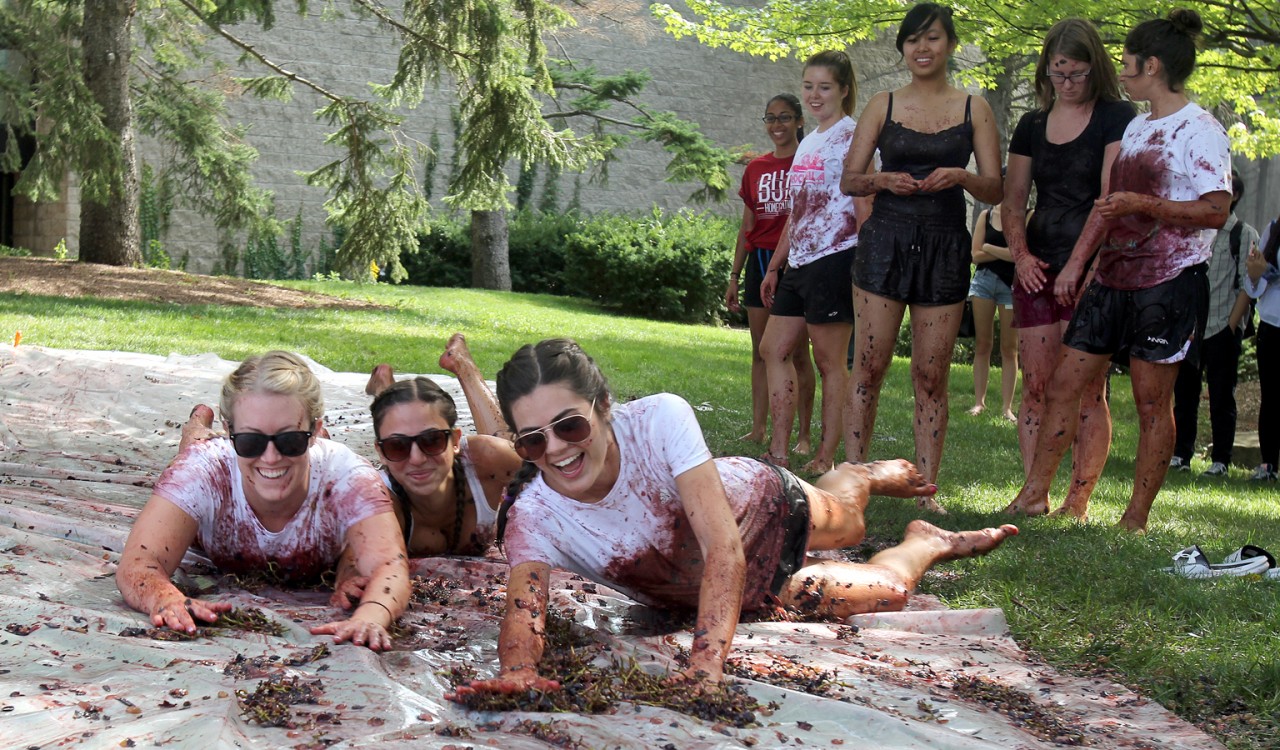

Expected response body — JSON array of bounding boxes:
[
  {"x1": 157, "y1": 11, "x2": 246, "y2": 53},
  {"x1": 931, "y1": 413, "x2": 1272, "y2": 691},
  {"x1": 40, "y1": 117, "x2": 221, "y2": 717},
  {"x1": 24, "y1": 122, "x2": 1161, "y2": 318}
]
[{"x1": 496, "y1": 460, "x2": 540, "y2": 547}]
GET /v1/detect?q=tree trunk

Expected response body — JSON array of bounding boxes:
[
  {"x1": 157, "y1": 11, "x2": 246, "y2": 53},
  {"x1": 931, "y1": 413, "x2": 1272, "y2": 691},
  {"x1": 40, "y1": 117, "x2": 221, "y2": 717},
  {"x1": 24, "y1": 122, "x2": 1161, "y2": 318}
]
[
  {"x1": 79, "y1": 0, "x2": 142, "y2": 267},
  {"x1": 470, "y1": 208, "x2": 511, "y2": 290}
]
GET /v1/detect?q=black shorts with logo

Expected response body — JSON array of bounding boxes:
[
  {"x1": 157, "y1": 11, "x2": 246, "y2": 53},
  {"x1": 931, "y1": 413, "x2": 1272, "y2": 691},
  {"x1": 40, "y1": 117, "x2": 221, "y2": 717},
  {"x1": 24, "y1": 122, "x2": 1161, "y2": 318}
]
[
  {"x1": 771, "y1": 247, "x2": 855, "y2": 324},
  {"x1": 1062, "y1": 264, "x2": 1208, "y2": 366}
]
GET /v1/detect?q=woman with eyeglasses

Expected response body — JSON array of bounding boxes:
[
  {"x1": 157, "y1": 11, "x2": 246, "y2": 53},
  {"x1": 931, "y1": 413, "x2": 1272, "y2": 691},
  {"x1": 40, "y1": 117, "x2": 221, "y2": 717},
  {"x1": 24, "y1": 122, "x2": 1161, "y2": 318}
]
[
  {"x1": 446, "y1": 338, "x2": 1017, "y2": 695},
  {"x1": 1000, "y1": 18, "x2": 1135, "y2": 517},
  {"x1": 1005, "y1": 9, "x2": 1232, "y2": 530},
  {"x1": 839, "y1": 3, "x2": 1003, "y2": 508},
  {"x1": 726, "y1": 93, "x2": 816, "y2": 454},
  {"x1": 116, "y1": 351, "x2": 410, "y2": 650}
]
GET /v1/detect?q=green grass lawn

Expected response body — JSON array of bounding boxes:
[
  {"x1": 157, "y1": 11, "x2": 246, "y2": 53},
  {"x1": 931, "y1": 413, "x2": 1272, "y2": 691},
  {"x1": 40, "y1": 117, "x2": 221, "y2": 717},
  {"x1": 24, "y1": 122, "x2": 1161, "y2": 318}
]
[{"x1": 3, "y1": 280, "x2": 1278, "y2": 748}]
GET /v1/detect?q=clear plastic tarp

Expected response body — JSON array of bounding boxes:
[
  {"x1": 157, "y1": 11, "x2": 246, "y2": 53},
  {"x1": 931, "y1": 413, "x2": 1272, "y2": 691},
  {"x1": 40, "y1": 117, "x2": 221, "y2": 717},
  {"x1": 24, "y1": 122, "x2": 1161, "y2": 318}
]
[{"x1": 0, "y1": 346, "x2": 1225, "y2": 749}]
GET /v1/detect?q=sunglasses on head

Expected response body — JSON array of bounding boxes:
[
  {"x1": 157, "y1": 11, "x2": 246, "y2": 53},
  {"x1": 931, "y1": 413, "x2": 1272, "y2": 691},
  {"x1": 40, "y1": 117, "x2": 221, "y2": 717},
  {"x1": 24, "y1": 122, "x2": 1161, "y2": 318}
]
[
  {"x1": 512, "y1": 402, "x2": 595, "y2": 462},
  {"x1": 229, "y1": 430, "x2": 313, "y2": 459},
  {"x1": 377, "y1": 428, "x2": 452, "y2": 462}
]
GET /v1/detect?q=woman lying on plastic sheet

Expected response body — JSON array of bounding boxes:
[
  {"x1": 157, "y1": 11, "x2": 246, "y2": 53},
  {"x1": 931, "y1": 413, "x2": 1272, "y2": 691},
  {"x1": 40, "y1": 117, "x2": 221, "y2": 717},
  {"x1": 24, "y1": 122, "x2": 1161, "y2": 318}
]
[{"x1": 115, "y1": 350, "x2": 410, "y2": 651}]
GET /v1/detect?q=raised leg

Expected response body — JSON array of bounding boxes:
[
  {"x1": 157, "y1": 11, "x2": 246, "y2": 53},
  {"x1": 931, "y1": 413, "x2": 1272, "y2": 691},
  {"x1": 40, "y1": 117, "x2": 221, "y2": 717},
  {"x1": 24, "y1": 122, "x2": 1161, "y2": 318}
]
[
  {"x1": 439, "y1": 333, "x2": 509, "y2": 438},
  {"x1": 805, "y1": 459, "x2": 937, "y2": 550}
]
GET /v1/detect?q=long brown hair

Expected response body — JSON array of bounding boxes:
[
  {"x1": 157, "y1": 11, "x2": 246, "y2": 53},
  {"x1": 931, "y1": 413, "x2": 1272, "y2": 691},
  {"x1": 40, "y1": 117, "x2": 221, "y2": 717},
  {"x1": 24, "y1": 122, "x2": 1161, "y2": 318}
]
[
  {"x1": 804, "y1": 50, "x2": 857, "y2": 117},
  {"x1": 1034, "y1": 18, "x2": 1123, "y2": 111}
]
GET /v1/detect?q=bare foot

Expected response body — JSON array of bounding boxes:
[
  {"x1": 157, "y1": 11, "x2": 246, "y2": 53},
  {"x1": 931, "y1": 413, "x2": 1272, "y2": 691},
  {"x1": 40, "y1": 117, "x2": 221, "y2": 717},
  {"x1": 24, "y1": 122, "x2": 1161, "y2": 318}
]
[
  {"x1": 739, "y1": 429, "x2": 765, "y2": 443},
  {"x1": 365, "y1": 363, "x2": 395, "y2": 396},
  {"x1": 855, "y1": 459, "x2": 938, "y2": 498},
  {"x1": 760, "y1": 452, "x2": 790, "y2": 469},
  {"x1": 1002, "y1": 490, "x2": 1049, "y2": 516},
  {"x1": 1115, "y1": 512, "x2": 1148, "y2": 533},
  {"x1": 801, "y1": 456, "x2": 834, "y2": 475},
  {"x1": 967, "y1": 404, "x2": 985, "y2": 416},
  {"x1": 438, "y1": 332, "x2": 474, "y2": 376},
  {"x1": 904, "y1": 519, "x2": 1019, "y2": 562},
  {"x1": 179, "y1": 404, "x2": 217, "y2": 452},
  {"x1": 1002, "y1": 409, "x2": 1016, "y2": 423},
  {"x1": 793, "y1": 435, "x2": 812, "y2": 456},
  {"x1": 1050, "y1": 503, "x2": 1088, "y2": 522}
]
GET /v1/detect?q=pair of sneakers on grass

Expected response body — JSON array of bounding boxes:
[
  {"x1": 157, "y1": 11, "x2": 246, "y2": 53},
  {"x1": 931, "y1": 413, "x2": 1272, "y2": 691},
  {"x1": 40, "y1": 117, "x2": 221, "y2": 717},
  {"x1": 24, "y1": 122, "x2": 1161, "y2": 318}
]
[
  {"x1": 1164, "y1": 544, "x2": 1280, "y2": 579},
  {"x1": 1168, "y1": 456, "x2": 1278, "y2": 481}
]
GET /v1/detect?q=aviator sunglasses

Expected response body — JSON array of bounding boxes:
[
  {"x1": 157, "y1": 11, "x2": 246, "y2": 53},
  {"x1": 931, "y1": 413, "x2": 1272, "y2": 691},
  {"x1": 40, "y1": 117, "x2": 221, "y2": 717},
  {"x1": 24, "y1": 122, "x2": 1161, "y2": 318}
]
[
  {"x1": 511, "y1": 401, "x2": 595, "y2": 461},
  {"x1": 229, "y1": 430, "x2": 313, "y2": 459},
  {"x1": 377, "y1": 428, "x2": 453, "y2": 462}
]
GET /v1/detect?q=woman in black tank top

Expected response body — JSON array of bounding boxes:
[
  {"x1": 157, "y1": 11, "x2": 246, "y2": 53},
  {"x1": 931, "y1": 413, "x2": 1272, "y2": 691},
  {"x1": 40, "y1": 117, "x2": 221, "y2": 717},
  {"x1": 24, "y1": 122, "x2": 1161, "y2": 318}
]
[{"x1": 838, "y1": 3, "x2": 1003, "y2": 507}]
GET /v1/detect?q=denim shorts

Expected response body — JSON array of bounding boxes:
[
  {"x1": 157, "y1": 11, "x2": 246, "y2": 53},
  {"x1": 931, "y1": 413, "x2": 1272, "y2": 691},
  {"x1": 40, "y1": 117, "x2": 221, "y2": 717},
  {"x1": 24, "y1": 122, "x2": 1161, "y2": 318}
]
[{"x1": 968, "y1": 267, "x2": 1013, "y2": 307}]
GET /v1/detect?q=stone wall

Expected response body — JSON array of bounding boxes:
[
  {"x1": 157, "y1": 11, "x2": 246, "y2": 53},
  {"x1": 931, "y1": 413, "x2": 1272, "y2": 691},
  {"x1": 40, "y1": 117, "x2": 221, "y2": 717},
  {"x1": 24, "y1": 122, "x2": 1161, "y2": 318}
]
[{"x1": 150, "y1": 2, "x2": 912, "y2": 274}]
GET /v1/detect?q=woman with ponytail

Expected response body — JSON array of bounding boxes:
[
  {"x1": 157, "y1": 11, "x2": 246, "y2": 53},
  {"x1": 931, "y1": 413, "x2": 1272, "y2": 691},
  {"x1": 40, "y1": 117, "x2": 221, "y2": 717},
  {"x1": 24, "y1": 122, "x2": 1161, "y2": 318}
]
[
  {"x1": 758, "y1": 51, "x2": 868, "y2": 474},
  {"x1": 448, "y1": 338, "x2": 1017, "y2": 695},
  {"x1": 1005, "y1": 9, "x2": 1232, "y2": 530}
]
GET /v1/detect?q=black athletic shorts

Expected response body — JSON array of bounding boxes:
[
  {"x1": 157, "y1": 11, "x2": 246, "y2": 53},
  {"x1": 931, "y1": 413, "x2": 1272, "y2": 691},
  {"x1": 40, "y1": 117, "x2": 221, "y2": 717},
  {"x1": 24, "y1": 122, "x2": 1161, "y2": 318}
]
[
  {"x1": 1062, "y1": 263, "x2": 1208, "y2": 366},
  {"x1": 771, "y1": 247, "x2": 855, "y2": 324},
  {"x1": 742, "y1": 248, "x2": 774, "y2": 309},
  {"x1": 765, "y1": 462, "x2": 812, "y2": 596}
]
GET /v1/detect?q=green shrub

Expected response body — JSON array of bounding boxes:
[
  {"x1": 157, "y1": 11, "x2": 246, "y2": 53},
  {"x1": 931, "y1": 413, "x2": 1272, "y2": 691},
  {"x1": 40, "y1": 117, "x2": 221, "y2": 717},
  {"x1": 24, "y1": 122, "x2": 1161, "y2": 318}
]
[
  {"x1": 401, "y1": 213, "x2": 471, "y2": 288},
  {"x1": 0, "y1": 244, "x2": 32, "y2": 257},
  {"x1": 563, "y1": 207, "x2": 735, "y2": 324}
]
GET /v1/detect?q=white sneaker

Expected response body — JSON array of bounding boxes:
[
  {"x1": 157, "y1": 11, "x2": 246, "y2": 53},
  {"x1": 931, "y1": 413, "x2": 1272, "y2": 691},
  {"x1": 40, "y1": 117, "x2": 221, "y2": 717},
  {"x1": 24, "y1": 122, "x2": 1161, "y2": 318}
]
[
  {"x1": 1249, "y1": 463, "x2": 1278, "y2": 482},
  {"x1": 1169, "y1": 456, "x2": 1191, "y2": 472},
  {"x1": 1201, "y1": 462, "x2": 1229, "y2": 477}
]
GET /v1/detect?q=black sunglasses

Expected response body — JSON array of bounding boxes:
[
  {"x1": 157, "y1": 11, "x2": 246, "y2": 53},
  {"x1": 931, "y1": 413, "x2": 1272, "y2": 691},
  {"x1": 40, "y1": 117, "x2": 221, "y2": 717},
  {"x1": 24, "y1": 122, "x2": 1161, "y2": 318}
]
[
  {"x1": 512, "y1": 406, "x2": 594, "y2": 462},
  {"x1": 229, "y1": 430, "x2": 313, "y2": 459},
  {"x1": 377, "y1": 429, "x2": 452, "y2": 462}
]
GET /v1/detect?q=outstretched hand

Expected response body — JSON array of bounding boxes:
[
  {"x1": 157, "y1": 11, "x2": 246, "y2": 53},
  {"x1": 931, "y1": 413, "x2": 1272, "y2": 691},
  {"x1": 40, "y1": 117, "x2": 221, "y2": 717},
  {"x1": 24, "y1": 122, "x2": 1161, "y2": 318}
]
[
  {"x1": 309, "y1": 615, "x2": 393, "y2": 651},
  {"x1": 445, "y1": 667, "x2": 561, "y2": 702},
  {"x1": 151, "y1": 595, "x2": 233, "y2": 634}
]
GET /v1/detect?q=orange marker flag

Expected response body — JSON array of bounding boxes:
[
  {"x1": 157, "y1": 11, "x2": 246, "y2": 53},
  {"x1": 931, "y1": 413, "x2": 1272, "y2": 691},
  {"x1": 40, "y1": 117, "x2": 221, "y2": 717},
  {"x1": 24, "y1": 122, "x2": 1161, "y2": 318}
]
[{"x1": 12, "y1": 331, "x2": 20, "y2": 347}]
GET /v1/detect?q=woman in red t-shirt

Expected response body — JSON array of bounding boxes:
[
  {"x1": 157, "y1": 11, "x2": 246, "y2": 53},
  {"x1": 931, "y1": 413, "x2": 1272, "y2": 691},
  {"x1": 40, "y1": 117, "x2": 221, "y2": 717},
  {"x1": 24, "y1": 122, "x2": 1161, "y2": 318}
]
[{"x1": 725, "y1": 94, "x2": 816, "y2": 453}]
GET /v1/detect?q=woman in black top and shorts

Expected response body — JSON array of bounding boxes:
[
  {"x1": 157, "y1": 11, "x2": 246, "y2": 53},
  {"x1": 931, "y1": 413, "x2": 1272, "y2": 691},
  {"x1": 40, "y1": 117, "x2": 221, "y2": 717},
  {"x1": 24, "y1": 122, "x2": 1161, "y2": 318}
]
[
  {"x1": 1000, "y1": 18, "x2": 1135, "y2": 517},
  {"x1": 840, "y1": 3, "x2": 1002, "y2": 507}
]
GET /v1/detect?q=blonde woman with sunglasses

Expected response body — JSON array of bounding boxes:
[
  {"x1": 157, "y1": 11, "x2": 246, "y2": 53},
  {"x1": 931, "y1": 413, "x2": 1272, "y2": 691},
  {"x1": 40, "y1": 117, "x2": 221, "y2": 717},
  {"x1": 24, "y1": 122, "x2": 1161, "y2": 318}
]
[
  {"x1": 117, "y1": 351, "x2": 410, "y2": 651},
  {"x1": 445, "y1": 338, "x2": 1017, "y2": 695}
]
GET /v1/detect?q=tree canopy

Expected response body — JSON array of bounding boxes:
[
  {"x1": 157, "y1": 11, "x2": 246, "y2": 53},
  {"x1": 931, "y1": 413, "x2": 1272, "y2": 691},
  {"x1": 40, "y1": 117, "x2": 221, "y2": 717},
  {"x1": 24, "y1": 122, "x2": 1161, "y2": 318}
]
[
  {"x1": 1, "y1": 1, "x2": 735, "y2": 278},
  {"x1": 651, "y1": 0, "x2": 1280, "y2": 158}
]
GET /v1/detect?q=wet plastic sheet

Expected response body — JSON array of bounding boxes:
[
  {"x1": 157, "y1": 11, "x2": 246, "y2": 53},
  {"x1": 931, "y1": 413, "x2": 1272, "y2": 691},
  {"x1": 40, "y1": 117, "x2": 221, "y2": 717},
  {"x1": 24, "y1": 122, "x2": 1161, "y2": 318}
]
[{"x1": 0, "y1": 346, "x2": 1225, "y2": 749}]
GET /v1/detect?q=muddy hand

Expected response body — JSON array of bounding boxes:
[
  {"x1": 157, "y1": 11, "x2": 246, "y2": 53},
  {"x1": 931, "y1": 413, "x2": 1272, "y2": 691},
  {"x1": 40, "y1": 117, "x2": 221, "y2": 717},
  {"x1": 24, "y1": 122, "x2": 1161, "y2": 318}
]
[
  {"x1": 310, "y1": 616, "x2": 393, "y2": 651},
  {"x1": 445, "y1": 668, "x2": 561, "y2": 701}
]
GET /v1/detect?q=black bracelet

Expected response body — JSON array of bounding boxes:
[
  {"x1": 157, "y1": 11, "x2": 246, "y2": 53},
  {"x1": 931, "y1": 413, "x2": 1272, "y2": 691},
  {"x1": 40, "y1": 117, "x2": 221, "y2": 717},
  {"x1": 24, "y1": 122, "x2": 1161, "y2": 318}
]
[{"x1": 358, "y1": 599, "x2": 394, "y2": 620}]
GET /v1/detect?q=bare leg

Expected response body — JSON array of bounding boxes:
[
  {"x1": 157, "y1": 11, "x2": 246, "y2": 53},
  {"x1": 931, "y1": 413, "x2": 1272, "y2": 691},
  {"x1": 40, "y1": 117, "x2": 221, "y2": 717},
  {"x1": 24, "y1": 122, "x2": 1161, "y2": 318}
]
[
  {"x1": 777, "y1": 521, "x2": 1018, "y2": 619},
  {"x1": 801, "y1": 321, "x2": 853, "y2": 474},
  {"x1": 846, "y1": 289, "x2": 906, "y2": 463},
  {"x1": 1053, "y1": 366, "x2": 1111, "y2": 520},
  {"x1": 1016, "y1": 322, "x2": 1061, "y2": 477},
  {"x1": 969, "y1": 296, "x2": 997, "y2": 415},
  {"x1": 760, "y1": 315, "x2": 808, "y2": 467},
  {"x1": 741, "y1": 306, "x2": 772, "y2": 443},
  {"x1": 907, "y1": 302, "x2": 964, "y2": 512},
  {"x1": 997, "y1": 305, "x2": 1019, "y2": 421},
  {"x1": 1004, "y1": 347, "x2": 1110, "y2": 515},
  {"x1": 793, "y1": 333, "x2": 817, "y2": 455},
  {"x1": 1116, "y1": 359, "x2": 1180, "y2": 532},
  {"x1": 365, "y1": 363, "x2": 395, "y2": 396},
  {"x1": 805, "y1": 459, "x2": 937, "y2": 550},
  {"x1": 439, "y1": 333, "x2": 509, "y2": 438}
]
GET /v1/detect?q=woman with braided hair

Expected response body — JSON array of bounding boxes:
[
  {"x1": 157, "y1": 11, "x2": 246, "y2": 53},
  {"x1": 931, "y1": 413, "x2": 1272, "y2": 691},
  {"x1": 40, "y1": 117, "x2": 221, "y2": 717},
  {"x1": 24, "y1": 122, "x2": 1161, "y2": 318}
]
[{"x1": 446, "y1": 338, "x2": 1018, "y2": 695}]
